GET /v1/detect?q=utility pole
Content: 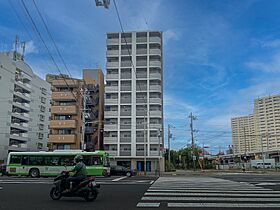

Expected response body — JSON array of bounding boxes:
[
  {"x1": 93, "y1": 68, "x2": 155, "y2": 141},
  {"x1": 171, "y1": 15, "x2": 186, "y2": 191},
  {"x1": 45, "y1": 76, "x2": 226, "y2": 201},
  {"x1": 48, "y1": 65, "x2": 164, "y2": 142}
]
[
  {"x1": 157, "y1": 128, "x2": 161, "y2": 176},
  {"x1": 168, "y1": 125, "x2": 171, "y2": 164},
  {"x1": 143, "y1": 115, "x2": 147, "y2": 175},
  {"x1": 189, "y1": 112, "x2": 196, "y2": 171},
  {"x1": 81, "y1": 87, "x2": 88, "y2": 151},
  {"x1": 243, "y1": 127, "x2": 247, "y2": 154}
]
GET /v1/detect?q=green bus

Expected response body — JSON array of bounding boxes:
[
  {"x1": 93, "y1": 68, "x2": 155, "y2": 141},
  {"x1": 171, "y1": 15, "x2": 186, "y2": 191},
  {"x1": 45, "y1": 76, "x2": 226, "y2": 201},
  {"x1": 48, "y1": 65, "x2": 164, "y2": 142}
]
[{"x1": 6, "y1": 150, "x2": 110, "y2": 178}]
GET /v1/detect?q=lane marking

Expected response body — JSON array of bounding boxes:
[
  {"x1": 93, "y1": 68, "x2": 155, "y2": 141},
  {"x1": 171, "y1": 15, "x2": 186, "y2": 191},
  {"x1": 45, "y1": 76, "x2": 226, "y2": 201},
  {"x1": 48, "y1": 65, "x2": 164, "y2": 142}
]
[
  {"x1": 142, "y1": 196, "x2": 280, "y2": 202},
  {"x1": 145, "y1": 192, "x2": 280, "y2": 197},
  {"x1": 147, "y1": 189, "x2": 278, "y2": 193},
  {"x1": 150, "y1": 181, "x2": 154, "y2": 184},
  {"x1": 0, "y1": 187, "x2": 2, "y2": 190},
  {"x1": 136, "y1": 202, "x2": 160, "y2": 208},
  {"x1": 255, "y1": 182, "x2": 277, "y2": 186},
  {"x1": 167, "y1": 203, "x2": 280, "y2": 208},
  {"x1": 112, "y1": 176, "x2": 128, "y2": 182}
]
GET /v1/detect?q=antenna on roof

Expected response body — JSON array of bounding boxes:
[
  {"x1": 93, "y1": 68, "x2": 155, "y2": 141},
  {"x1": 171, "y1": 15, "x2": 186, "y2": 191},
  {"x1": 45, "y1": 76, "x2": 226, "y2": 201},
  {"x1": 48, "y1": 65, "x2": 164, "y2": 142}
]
[
  {"x1": 13, "y1": 35, "x2": 19, "y2": 61},
  {"x1": 21, "y1": 41, "x2": 26, "y2": 61}
]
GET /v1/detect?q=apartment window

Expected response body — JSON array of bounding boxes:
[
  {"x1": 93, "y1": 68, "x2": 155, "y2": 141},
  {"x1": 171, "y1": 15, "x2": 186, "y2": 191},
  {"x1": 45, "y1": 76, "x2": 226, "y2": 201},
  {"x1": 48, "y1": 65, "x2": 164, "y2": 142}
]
[
  {"x1": 38, "y1": 124, "x2": 44, "y2": 130},
  {"x1": 39, "y1": 114, "x2": 45, "y2": 121},
  {"x1": 41, "y1": 97, "x2": 46, "y2": 104},
  {"x1": 57, "y1": 144, "x2": 71, "y2": 150},
  {"x1": 38, "y1": 133, "x2": 44, "y2": 139},
  {"x1": 41, "y1": 88, "x2": 47, "y2": 95},
  {"x1": 40, "y1": 105, "x2": 45, "y2": 112},
  {"x1": 37, "y1": 143, "x2": 43, "y2": 149}
]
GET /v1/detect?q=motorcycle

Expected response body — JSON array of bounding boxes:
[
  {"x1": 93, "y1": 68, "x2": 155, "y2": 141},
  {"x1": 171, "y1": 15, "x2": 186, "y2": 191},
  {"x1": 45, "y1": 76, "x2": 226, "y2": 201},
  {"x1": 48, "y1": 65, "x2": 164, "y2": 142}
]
[{"x1": 50, "y1": 171, "x2": 100, "y2": 202}]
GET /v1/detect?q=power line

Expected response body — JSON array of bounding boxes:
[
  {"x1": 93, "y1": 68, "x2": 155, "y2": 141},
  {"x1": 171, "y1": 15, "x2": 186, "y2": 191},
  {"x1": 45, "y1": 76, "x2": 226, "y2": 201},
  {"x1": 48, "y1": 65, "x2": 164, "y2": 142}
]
[{"x1": 20, "y1": 0, "x2": 78, "y2": 102}]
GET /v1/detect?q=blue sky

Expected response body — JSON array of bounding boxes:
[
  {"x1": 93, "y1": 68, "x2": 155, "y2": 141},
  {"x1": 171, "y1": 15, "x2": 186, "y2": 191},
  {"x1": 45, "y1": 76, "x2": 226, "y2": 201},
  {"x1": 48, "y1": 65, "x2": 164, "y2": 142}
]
[{"x1": 1, "y1": 0, "x2": 280, "y2": 153}]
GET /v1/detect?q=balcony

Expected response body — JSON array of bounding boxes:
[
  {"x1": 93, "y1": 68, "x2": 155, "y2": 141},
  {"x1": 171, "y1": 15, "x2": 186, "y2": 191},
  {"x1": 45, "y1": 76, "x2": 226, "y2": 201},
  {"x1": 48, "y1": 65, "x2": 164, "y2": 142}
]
[
  {"x1": 107, "y1": 38, "x2": 119, "y2": 45},
  {"x1": 13, "y1": 102, "x2": 30, "y2": 111},
  {"x1": 136, "y1": 151, "x2": 146, "y2": 156},
  {"x1": 106, "y1": 74, "x2": 119, "y2": 80},
  {"x1": 136, "y1": 73, "x2": 147, "y2": 79},
  {"x1": 136, "y1": 137, "x2": 144, "y2": 142},
  {"x1": 136, "y1": 49, "x2": 147, "y2": 55},
  {"x1": 150, "y1": 110, "x2": 162, "y2": 117},
  {"x1": 49, "y1": 120, "x2": 76, "y2": 128},
  {"x1": 149, "y1": 73, "x2": 161, "y2": 80},
  {"x1": 120, "y1": 151, "x2": 131, "y2": 156},
  {"x1": 105, "y1": 98, "x2": 118, "y2": 105},
  {"x1": 105, "y1": 86, "x2": 118, "y2": 92},
  {"x1": 149, "y1": 85, "x2": 162, "y2": 92},
  {"x1": 14, "y1": 91, "x2": 31, "y2": 101},
  {"x1": 136, "y1": 61, "x2": 147, "y2": 67},
  {"x1": 104, "y1": 124, "x2": 118, "y2": 130},
  {"x1": 150, "y1": 137, "x2": 159, "y2": 143},
  {"x1": 136, "y1": 124, "x2": 145, "y2": 129},
  {"x1": 121, "y1": 38, "x2": 132, "y2": 43},
  {"x1": 120, "y1": 111, "x2": 131, "y2": 116},
  {"x1": 105, "y1": 111, "x2": 118, "y2": 117},
  {"x1": 10, "y1": 133, "x2": 28, "y2": 141},
  {"x1": 51, "y1": 79, "x2": 78, "y2": 87},
  {"x1": 121, "y1": 61, "x2": 131, "y2": 67},
  {"x1": 15, "y1": 80, "x2": 32, "y2": 91},
  {"x1": 106, "y1": 50, "x2": 119, "y2": 56},
  {"x1": 104, "y1": 137, "x2": 118, "y2": 144},
  {"x1": 149, "y1": 124, "x2": 162, "y2": 129},
  {"x1": 51, "y1": 105, "x2": 77, "y2": 114},
  {"x1": 12, "y1": 112, "x2": 29, "y2": 121},
  {"x1": 150, "y1": 151, "x2": 159, "y2": 156},
  {"x1": 150, "y1": 61, "x2": 161, "y2": 67},
  {"x1": 52, "y1": 92, "x2": 76, "y2": 101},
  {"x1": 106, "y1": 150, "x2": 118, "y2": 156},
  {"x1": 121, "y1": 50, "x2": 130, "y2": 56},
  {"x1": 48, "y1": 134, "x2": 76, "y2": 143},
  {"x1": 106, "y1": 62, "x2": 119, "y2": 68},
  {"x1": 120, "y1": 137, "x2": 131, "y2": 143},
  {"x1": 120, "y1": 73, "x2": 132, "y2": 79},
  {"x1": 8, "y1": 144, "x2": 28, "y2": 151},
  {"x1": 120, "y1": 86, "x2": 132, "y2": 91},
  {"x1": 136, "y1": 37, "x2": 147, "y2": 43},
  {"x1": 120, "y1": 98, "x2": 131, "y2": 104},
  {"x1": 149, "y1": 49, "x2": 161, "y2": 55},
  {"x1": 136, "y1": 86, "x2": 147, "y2": 91},
  {"x1": 149, "y1": 36, "x2": 161, "y2": 43},
  {"x1": 136, "y1": 98, "x2": 146, "y2": 103},
  {"x1": 10, "y1": 122, "x2": 29, "y2": 131},
  {"x1": 149, "y1": 98, "x2": 161, "y2": 104}
]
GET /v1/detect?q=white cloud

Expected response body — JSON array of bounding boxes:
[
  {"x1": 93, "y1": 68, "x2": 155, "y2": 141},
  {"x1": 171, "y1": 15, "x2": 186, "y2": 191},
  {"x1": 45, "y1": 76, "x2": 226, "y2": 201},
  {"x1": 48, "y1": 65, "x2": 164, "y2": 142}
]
[
  {"x1": 25, "y1": 41, "x2": 38, "y2": 55},
  {"x1": 163, "y1": 29, "x2": 181, "y2": 45},
  {"x1": 261, "y1": 39, "x2": 280, "y2": 48},
  {"x1": 246, "y1": 53, "x2": 280, "y2": 72}
]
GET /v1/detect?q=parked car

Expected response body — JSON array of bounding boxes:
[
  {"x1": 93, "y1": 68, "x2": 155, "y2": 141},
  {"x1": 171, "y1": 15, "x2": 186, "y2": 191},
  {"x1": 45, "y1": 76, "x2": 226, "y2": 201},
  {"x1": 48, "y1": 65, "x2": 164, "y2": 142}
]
[
  {"x1": 254, "y1": 162, "x2": 273, "y2": 169},
  {"x1": 110, "y1": 165, "x2": 134, "y2": 177},
  {"x1": 0, "y1": 164, "x2": 6, "y2": 175}
]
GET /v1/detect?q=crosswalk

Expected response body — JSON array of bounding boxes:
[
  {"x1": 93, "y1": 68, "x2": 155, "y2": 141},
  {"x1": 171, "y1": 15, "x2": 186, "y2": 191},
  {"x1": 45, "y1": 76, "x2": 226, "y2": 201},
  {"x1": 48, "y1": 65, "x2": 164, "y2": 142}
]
[{"x1": 137, "y1": 177, "x2": 280, "y2": 208}]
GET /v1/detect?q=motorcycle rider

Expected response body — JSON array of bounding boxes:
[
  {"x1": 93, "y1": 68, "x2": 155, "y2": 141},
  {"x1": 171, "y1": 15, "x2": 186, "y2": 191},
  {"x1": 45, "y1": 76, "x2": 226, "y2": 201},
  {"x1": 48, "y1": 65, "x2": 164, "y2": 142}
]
[{"x1": 64, "y1": 155, "x2": 87, "y2": 192}]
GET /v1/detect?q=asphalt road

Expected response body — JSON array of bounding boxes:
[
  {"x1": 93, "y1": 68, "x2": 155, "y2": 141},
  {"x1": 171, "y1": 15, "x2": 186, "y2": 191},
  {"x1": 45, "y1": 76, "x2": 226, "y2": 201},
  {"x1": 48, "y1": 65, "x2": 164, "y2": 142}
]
[{"x1": 1, "y1": 173, "x2": 280, "y2": 210}]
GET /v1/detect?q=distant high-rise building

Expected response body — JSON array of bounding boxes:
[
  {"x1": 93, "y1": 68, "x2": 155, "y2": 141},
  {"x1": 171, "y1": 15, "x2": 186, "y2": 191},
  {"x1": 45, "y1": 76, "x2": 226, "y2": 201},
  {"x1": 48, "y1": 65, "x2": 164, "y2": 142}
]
[
  {"x1": 104, "y1": 31, "x2": 164, "y2": 173},
  {"x1": 231, "y1": 94, "x2": 280, "y2": 155},
  {"x1": 46, "y1": 69, "x2": 104, "y2": 151},
  {"x1": 0, "y1": 52, "x2": 51, "y2": 163}
]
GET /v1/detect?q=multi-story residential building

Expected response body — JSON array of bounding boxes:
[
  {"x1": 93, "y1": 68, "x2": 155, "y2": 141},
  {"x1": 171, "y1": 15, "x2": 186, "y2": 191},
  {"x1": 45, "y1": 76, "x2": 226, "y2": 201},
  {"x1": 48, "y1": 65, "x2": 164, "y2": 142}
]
[
  {"x1": 0, "y1": 51, "x2": 51, "y2": 163},
  {"x1": 231, "y1": 114, "x2": 258, "y2": 154},
  {"x1": 254, "y1": 94, "x2": 280, "y2": 152},
  {"x1": 47, "y1": 69, "x2": 104, "y2": 151},
  {"x1": 104, "y1": 31, "x2": 164, "y2": 173},
  {"x1": 231, "y1": 94, "x2": 280, "y2": 155}
]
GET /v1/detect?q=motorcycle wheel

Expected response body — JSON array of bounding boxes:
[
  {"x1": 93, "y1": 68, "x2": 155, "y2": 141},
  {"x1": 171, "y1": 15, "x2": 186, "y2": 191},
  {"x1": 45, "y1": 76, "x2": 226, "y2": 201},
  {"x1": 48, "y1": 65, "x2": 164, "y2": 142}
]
[
  {"x1": 50, "y1": 187, "x2": 62, "y2": 200},
  {"x1": 84, "y1": 189, "x2": 98, "y2": 202}
]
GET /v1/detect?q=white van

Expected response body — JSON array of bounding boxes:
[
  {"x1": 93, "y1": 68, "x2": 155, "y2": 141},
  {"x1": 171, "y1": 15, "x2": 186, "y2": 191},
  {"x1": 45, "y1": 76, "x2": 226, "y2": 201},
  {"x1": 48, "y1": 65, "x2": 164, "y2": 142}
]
[{"x1": 255, "y1": 162, "x2": 273, "y2": 169}]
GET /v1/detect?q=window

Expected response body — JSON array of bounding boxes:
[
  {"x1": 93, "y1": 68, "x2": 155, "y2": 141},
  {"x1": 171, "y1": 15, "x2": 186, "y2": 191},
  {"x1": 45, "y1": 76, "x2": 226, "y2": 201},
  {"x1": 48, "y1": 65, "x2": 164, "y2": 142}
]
[
  {"x1": 38, "y1": 133, "x2": 44, "y2": 139},
  {"x1": 29, "y1": 156, "x2": 44, "y2": 165},
  {"x1": 44, "y1": 156, "x2": 60, "y2": 166},
  {"x1": 40, "y1": 105, "x2": 45, "y2": 112},
  {"x1": 39, "y1": 114, "x2": 45, "y2": 121},
  {"x1": 37, "y1": 143, "x2": 43, "y2": 149},
  {"x1": 41, "y1": 88, "x2": 47, "y2": 95},
  {"x1": 60, "y1": 156, "x2": 74, "y2": 166},
  {"x1": 39, "y1": 124, "x2": 44, "y2": 130},
  {"x1": 10, "y1": 155, "x2": 21, "y2": 164},
  {"x1": 41, "y1": 97, "x2": 46, "y2": 104}
]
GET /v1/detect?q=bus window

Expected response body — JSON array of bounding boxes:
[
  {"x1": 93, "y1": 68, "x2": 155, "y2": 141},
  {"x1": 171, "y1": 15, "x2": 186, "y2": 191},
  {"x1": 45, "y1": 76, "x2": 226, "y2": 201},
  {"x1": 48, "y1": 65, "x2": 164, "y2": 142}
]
[
  {"x1": 92, "y1": 156, "x2": 102, "y2": 165},
  {"x1": 22, "y1": 156, "x2": 29, "y2": 165},
  {"x1": 60, "y1": 156, "x2": 74, "y2": 166},
  {"x1": 83, "y1": 156, "x2": 92, "y2": 166},
  {"x1": 45, "y1": 156, "x2": 60, "y2": 166},
  {"x1": 10, "y1": 155, "x2": 21, "y2": 164},
  {"x1": 29, "y1": 156, "x2": 44, "y2": 166}
]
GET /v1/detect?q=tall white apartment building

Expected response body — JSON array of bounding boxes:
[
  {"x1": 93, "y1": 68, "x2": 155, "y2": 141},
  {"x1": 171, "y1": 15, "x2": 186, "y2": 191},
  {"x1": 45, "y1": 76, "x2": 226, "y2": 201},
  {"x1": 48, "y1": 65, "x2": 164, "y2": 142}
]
[
  {"x1": 254, "y1": 94, "x2": 280, "y2": 152},
  {"x1": 231, "y1": 94, "x2": 280, "y2": 155},
  {"x1": 104, "y1": 31, "x2": 164, "y2": 173},
  {"x1": 0, "y1": 52, "x2": 51, "y2": 163},
  {"x1": 231, "y1": 114, "x2": 258, "y2": 154}
]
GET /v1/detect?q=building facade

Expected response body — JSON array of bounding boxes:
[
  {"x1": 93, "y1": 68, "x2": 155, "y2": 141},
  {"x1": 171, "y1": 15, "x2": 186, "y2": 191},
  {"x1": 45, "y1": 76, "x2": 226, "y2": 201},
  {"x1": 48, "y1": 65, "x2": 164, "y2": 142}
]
[
  {"x1": 231, "y1": 94, "x2": 280, "y2": 155},
  {"x1": 0, "y1": 52, "x2": 51, "y2": 163},
  {"x1": 47, "y1": 69, "x2": 104, "y2": 151},
  {"x1": 104, "y1": 31, "x2": 164, "y2": 173}
]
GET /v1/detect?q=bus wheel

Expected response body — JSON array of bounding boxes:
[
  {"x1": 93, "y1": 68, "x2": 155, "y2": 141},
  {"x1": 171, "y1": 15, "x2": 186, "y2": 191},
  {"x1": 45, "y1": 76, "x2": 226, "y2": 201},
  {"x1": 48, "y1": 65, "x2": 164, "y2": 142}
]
[{"x1": 29, "y1": 168, "x2": 40, "y2": 178}]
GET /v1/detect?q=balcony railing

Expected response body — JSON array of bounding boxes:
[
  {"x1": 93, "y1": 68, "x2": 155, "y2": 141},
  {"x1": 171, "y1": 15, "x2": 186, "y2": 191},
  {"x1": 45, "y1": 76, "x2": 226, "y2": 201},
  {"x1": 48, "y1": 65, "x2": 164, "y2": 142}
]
[
  {"x1": 136, "y1": 111, "x2": 146, "y2": 116},
  {"x1": 14, "y1": 91, "x2": 31, "y2": 101},
  {"x1": 105, "y1": 111, "x2": 118, "y2": 117},
  {"x1": 13, "y1": 102, "x2": 30, "y2": 111},
  {"x1": 106, "y1": 62, "x2": 119, "y2": 68},
  {"x1": 105, "y1": 98, "x2": 118, "y2": 105},
  {"x1": 120, "y1": 124, "x2": 131, "y2": 129},
  {"x1": 106, "y1": 50, "x2": 119, "y2": 56},
  {"x1": 149, "y1": 124, "x2": 162, "y2": 129},
  {"x1": 105, "y1": 86, "x2": 118, "y2": 92},
  {"x1": 51, "y1": 105, "x2": 77, "y2": 114},
  {"x1": 120, "y1": 137, "x2": 131, "y2": 143},
  {"x1": 136, "y1": 49, "x2": 147, "y2": 54},
  {"x1": 149, "y1": 49, "x2": 161, "y2": 55},
  {"x1": 149, "y1": 98, "x2": 161, "y2": 104},
  {"x1": 136, "y1": 137, "x2": 144, "y2": 142},
  {"x1": 52, "y1": 92, "x2": 76, "y2": 101},
  {"x1": 136, "y1": 98, "x2": 146, "y2": 103},
  {"x1": 48, "y1": 134, "x2": 76, "y2": 143},
  {"x1": 150, "y1": 137, "x2": 159, "y2": 143},
  {"x1": 149, "y1": 73, "x2": 161, "y2": 80},
  {"x1": 120, "y1": 98, "x2": 131, "y2": 104},
  {"x1": 120, "y1": 151, "x2": 131, "y2": 156},
  {"x1": 136, "y1": 85, "x2": 147, "y2": 91},
  {"x1": 136, "y1": 73, "x2": 147, "y2": 78},
  {"x1": 49, "y1": 120, "x2": 76, "y2": 128},
  {"x1": 121, "y1": 38, "x2": 132, "y2": 43},
  {"x1": 150, "y1": 110, "x2": 162, "y2": 117},
  {"x1": 11, "y1": 122, "x2": 29, "y2": 131},
  {"x1": 120, "y1": 74, "x2": 132, "y2": 79},
  {"x1": 149, "y1": 85, "x2": 162, "y2": 92},
  {"x1": 150, "y1": 151, "x2": 159, "y2": 156},
  {"x1": 107, "y1": 39, "x2": 119, "y2": 45},
  {"x1": 104, "y1": 137, "x2": 118, "y2": 144},
  {"x1": 150, "y1": 60, "x2": 161, "y2": 67},
  {"x1": 136, "y1": 37, "x2": 147, "y2": 43},
  {"x1": 149, "y1": 36, "x2": 161, "y2": 43},
  {"x1": 104, "y1": 124, "x2": 118, "y2": 130},
  {"x1": 106, "y1": 150, "x2": 118, "y2": 156},
  {"x1": 106, "y1": 74, "x2": 119, "y2": 80},
  {"x1": 121, "y1": 50, "x2": 130, "y2": 55},
  {"x1": 120, "y1": 111, "x2": 131, "y2": 116},
  {"x1": 120, "y1": 86, "x2": 132, "y2": 91},
  {"x1": 136, "y1": 61, "x2": 147, "y2": 66},
  {"x1": 121, "y1": 61, "x2": 131, "y2": 67}
]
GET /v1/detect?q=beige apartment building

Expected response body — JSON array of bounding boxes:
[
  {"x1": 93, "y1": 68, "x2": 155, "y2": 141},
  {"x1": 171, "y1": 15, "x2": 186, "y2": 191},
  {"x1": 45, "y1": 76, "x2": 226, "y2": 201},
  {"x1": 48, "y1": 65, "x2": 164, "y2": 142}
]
[
  {"x1": 231, "y1": 94, "x2": 280, "y2": 154},
  {"x1": 46, "y1": 69, "x2": 104, "y2": 151}
]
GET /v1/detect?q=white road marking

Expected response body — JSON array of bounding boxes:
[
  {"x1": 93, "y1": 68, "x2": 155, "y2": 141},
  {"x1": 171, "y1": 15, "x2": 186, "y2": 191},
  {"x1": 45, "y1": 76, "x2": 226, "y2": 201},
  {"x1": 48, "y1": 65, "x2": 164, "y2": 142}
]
[
  {"x1": 142, "y1": 196, "x2": 280, "y2": 202},
  {"x1": 256, "y1": 182, "x2": 277, "y2": 186},
  {"x1": 147, "y1": 189, "x2": 278, "y2": 193},
  {"x1": 144, "y1": 192, "x2": 280, "y2": 197},
  {"x1": 0, "y1": 187, "x2": 2, "y2": 190},
  {"x1": 136, "y1": 202, "x2": 160, "y2": 208},
  {"x1": 112, "y1": 176, "x2": 128, "y2": 182},
  {"x1": 150, "y1": 180, "x2": 154, "y2": 184},
  {"x1": 167, "y1": 203, "x2": 280, "y2": 208}
]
